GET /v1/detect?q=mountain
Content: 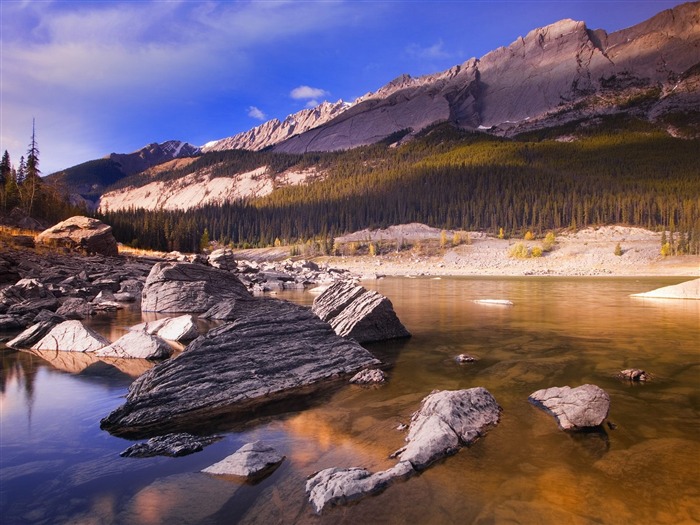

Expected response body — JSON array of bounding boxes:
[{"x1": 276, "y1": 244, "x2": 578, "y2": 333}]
[
  {"x1": 202, "y1": 100, "x2": 351, "y2": 152},
  {"x1": 268, "y1": 2, "x2": 699, "y2": 153},
  {"x1": 48, "y1": 140, "x2": 201, "y2": 206}
]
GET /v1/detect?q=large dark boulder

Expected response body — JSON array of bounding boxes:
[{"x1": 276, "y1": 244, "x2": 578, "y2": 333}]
[
  {"x1": 36, "y1": 216, "x2": 118, "y2": 256},
  {"x1": 312, "y1": 281, "x2": 410, "y2": 343},
  {"x1": 141, "y1": 262, "x2": 252, "y2": 313},
  {"x1": 101, "y1": 299, "x2": 379, "y2": 437}
]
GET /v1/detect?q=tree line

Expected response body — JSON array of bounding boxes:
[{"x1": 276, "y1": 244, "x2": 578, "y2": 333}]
[{"x1": 99, "y1": 120, "x2": 700, "y2": 255}]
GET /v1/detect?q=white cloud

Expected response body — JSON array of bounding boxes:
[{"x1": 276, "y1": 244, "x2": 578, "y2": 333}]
[
  {"x1": 406, "y1": 40, "x2": 452, "y2": 60},
  {"x1": 247, "y1": 106, "x2": 267, "y2": 120},
  {"x1": 305, "y1": 100, "x2": 320, "y2": 108},
  {"x1": 290, "y1": 86, "x2": 330, "y2": 100}
]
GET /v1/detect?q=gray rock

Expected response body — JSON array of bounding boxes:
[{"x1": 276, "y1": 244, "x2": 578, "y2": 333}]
[
  {"x1": 31, "y1": 320, "x2": 110, "y2": 352},
  {"x1": 349, "y1": 368, "x2": 387, "y2": 384},
  {"x1": 141, "y1": 262, "x2": 252, "y2": 313},
  {"x1": 100, "y1": 299, "x2": 379, "y2": 437},
  {"x1": 456, "y1": 353, "x2": 478, "y2": 363},
  {"x1": 56, "y1": 297, "x2": 95, "y2": 320},
  {"x1": 0, "y1": 315, "x2": 25, "y2": 331},
  {"x1": 617, "y1": 369, "x2": 650, "y2": 382},
  {"x1": 6, "y1": 297, "x2": 59, "y2": 316},
  {"x1": 208, "y1": 248, "x2": 236, "y2": 271},
  {"x1": 202, "y1": 441, "x2": 285, "y2": 478},
  {"x1": 312, "y1": 281, "x2": 410, "y2": 343},
  {"x1": 120, "y1": 433, "x2": 222, "y2": 458},
  {"x1": 394, "y1": 388, "x2": 502, "y2": 470},
  {"x1": 306, "y1": 461, "x2": 415, "y2": 514},
  {"x1": 0, "y1": 278, "x2": 57, "y2": 314},
  {"x1": 113, "y1": 292, "x2": 137, "y2": 302},
  {"x1": 96, "y1": 330, "x2": 172, "y2": 360},
  {"x1": 528, "y1": 384, "x2": 610, "y2": 430},
  {"x1": 132, "y1": 314, "x2": 199, "y2": 342},
  {"x1": 36, "y1": 216, "x2": 118, "y2": 256},
  {"x1": 7, "y1": 320, "x2": 62, "y2": 349}
]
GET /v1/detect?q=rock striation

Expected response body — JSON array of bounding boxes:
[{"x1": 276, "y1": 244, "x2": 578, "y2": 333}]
[
  {"x1": 100, "y1": 298, "x2": 379, "y2": 437},
  {"x1": 95, "y1": 330, "x2": 172, "y2": 360},
  {"x1": 121, "y1": 433, "x2": 221, "y2": 458},
  {"x1": 312, "y1": 281, "x2": 410, "y2": 343},
  {"x1": 30, "y1": 320, "x2": 110, "y2": 352},
  {"x1": 202, "y1": 441, "x2": 285, "y2": 479},
  {"x1": 528, "y1": 384, "x2": 610, "y2": 430},
  {"x1": 141, "y1": 261, "x2": 252, "y2": 313},
  {"x1": 36, "y1": 216, "x2": 119, "y2": 256}
]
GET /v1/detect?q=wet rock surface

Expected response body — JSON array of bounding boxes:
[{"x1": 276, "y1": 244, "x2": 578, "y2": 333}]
[
  {"x1": 120, "y1": 433, "x2": 222, "y2": 458},
  {"x1": 528, "y1": 384, "x2": 610, "y2": 430},
  {"x1": 349, "y1": 368, "x2": 387, "y2": 384},
  {"x1": 95, "y1": 330, "x2": 173, "y2": 360},
  {"x1": 202, "y1": 441, "x2": 285, "y2": 479},
  {"x1": 312, "y1": 281, "x2": 411, "y2": 343},
  {"x1": 100, "y1": 298, "x2": 379, "y2": 438},
  {"x1": 131, "y1": 314, "x2": 199, "y2": 342}
]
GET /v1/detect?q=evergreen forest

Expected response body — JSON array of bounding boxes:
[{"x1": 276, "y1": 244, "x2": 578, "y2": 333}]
[{"x1": 95, "y1": 119, "x2": 700, "y2": 255}]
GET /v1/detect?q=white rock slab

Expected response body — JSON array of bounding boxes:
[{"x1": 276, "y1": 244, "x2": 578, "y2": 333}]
[
  {"x1": 202, "y1": 441, "x2": 284, "y2": 478},
  {"x1": 96, "y1": 331, "x2": 172, "y2": 360},
  {"x1": 31, "y1": 320, "x2": 110, "y2": 352}
]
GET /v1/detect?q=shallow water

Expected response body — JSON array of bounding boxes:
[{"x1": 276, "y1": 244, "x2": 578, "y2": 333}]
[{"x1": 1, "y1": 277, "x2": 699, "y2": 524}]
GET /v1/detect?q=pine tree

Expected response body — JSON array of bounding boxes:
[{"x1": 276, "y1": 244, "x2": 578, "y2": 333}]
[
  {"x1": 0, "y1": 150, "x2": 10, "y2": 210},
  {"x1": 24, "y1": 119, "x2": 42, "y2": 217}
]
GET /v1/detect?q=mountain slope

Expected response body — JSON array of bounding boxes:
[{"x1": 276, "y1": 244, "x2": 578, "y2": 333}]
[{"x1": 269, "y1": 2, "x2": 699, "y2": 153}]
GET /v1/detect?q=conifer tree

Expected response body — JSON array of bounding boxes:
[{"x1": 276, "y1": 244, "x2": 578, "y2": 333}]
[
  {"x1": 0, "y1": 150, "x2": 10, "y2": 210},
  {"x1": 24, "y1": 119, "x2": 42, "y2": 216}
]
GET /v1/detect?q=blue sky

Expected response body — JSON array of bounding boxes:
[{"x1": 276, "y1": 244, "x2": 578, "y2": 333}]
[{"x1": 0, "y1": 0, "x2": 688, "y2": 174}]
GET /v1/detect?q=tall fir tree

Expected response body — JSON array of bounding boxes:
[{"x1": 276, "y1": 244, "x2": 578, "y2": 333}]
[
  {"x1": 0, "y1": 150, "x2": 9, "y2": 210},
  {"x1": 24, "y1": 119, "x2": 42, "y2": 216}
]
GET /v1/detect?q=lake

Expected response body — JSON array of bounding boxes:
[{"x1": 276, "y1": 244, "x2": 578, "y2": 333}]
[{"x1": 1, "y1": 277, "x2": 699, "y2": 524}]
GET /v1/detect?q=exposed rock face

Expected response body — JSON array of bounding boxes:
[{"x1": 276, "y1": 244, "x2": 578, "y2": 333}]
[
  {"x1": 312, "y1": 281, "x2": 410, "y2": 343},
  {"x1": 132, "y1": 314, "x2": 199, "y2": 342},
  {"x1": 631, "y1": 277, "x2": 700, "y2": 300},
  {"x1": 394, "y1": 388, "x2": 502, "y2": 470},
  {"x1": 120, "y1": 433, "x2": 221, "y2": 458},
  {"x1": 7, "y1": 320, "x2": 62, "y2": 349},
  {"x1": 207, "y1": 248, "x2": 236, "y2": 271},
  {"x1": 96, "y1": 331, "x2": 172, "y2": 360},
  {"x1": 349, "y1": 368, "x2": 387, "y2": 384},
  {"x1": 100, "y1": 299, "x2": 379, "y2": 437},
  {"x1": 31, "y1": 320, "x2": 110, "y2": 352},
  {"x1": 528, "y1": 384, "x2": 610, "y2": 430},
  {"x1": 36, "y1": 216, "x2": 119, "y2": 256},
  {"x1": 56, "y1": 297, "x2": 95, "y2": 319},
  {"x1": 0, "y1": 278, "x2": 57, "y2": 314},
  {"x1": 141, "y1": 262, "x2": 252, "y2": 313},
  {"x1": 202, "y1": 441, "x2": 285, "y2": 478},
  {"x1": 306, "y1": 387, "x2": 501, "y2": 513},
  {"x1": 306, "y1": 461, "x2": 415, "y2": 514},
  {"x1": 203, "y1": 100, "x2": 350, "y2": 152}
]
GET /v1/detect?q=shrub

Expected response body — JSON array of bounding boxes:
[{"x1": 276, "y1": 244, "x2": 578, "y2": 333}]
[
  {"x1": 614, "y1": 243, "x2": 623, "y2": 256},
  {"x1": 543, "y1": 231, "x2": 556, "y2": 251},
  {"x1": 508, "y1": 242, "x2": 529, "y2": 258},
  {"x1": 524, "y1": 230, "x2": 535, "y2": 241},
  {"x1": 531, "y1": 246, "x2": 543, "y2": 257},
  {"x1": 660, "y1": 242, "x2": 672, "y2": 257}
]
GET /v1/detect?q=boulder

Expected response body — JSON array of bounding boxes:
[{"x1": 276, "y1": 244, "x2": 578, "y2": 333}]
[
  {"x1": 631, "y1": 278, "x2": 700, "y2": 300},
  {"x1": 0, "y1": 278, "x2": 57, "y2": 314},
  {"x1": 306, "y1": 387, "x2": 501, "y2": 513},
  {"x1": 393, "y1": 388, "x2": 502, "y2": 470},
  {"x1": 141, "y1": 262, "x2": 252, "y2": 313},
  {"x1": 312, "y1": 281, "x2": 410, "y2": 343},
  {"x1": 349, "y1": 368, "x2": 387, "y2": 384},
  {"x1": 202, "y1": 441, "x2": 285, "y2": 478},
  {"x1": 56, "y1": 297, "x2": 95, "y2": 320},
  {"x1": 7, "y1": 320, "x2": 62, "y2": 349},
  {"x1": 617, "y1": 369, "x2": 650, "y2": 382},
  {"x1": 30, "y1": 320, "x2": 110, "y2": 352},
  {"x1": 528, "y1": 384, "x2": 610, "y2": 431},
  {"x1": 36, "y1": 216, "x2": 118, "y2": 256},
  {"x1": 96, "y1": 331, "x2": 172, "y2": 360},
  {"x1": 100, "y1": 299, "x2": 379, "y2": 437},
  {"x1": 306, "y1": 461, "x2": 415, "y2": 514},
  {"x1": 131, "y1": 314, "x2": 199, "y2": 342},
  {"x1": 120, "y1": 433, "x2": 222, "y2": 458},
  {"x1": 208, "y1": 248, "x2": 236, "y2": 271}
]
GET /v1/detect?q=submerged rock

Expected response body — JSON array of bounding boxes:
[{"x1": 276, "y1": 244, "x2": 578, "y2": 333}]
[
  {"x1": 312, "y1": 281, "x2": 410, "y2": 343},
  {"x1": 31, "y1": 320, "x2": 110, "y2": 352},
  {"x1": 306, "y1": 387, "x2": 501, "y2": 513},
  {"x1": 100, "y1": 299, "x2": 379, "y2": 437},
  {"x1": 96, "y1": 330, "x2": 172, "y2": 360},
  {"x1": 202, "y1": 441, "x2": 285, "y2": 479},
  {"x1": 349, "y1": 368, "x2": 387, "y2": 384},
  {"x1": 528, "y1": 384, "x2": 610, "y2": 431},
  {"x1": 141, "y1": 262, "x2": 252, "y2": 313},
  {"x1": 617, "y1": 369, "x2": 650, "y2": 382},
  {"x1": 36, "y1": 216, "x2": 118, "y2": 256},
  {"x1": 631, "y1": 278, "x2": 700, "y2": 300},
  {"x1": 120, "y1": 433, "x2": 222, "y2": 458}
]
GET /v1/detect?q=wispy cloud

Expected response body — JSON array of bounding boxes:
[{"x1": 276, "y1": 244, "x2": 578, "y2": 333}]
[
  {"x1": 405, "y1": 40, "x2": 452, "y2": 60},
  {"x1": 290, "y1": 86, "x2": 330, "y2": 101},
  {"x1": 247, "y1": 106, "x2": 267, "y2": 121}
]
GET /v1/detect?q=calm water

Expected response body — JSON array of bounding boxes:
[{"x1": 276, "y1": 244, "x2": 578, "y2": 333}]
[{"x1": 1, "y1": 277, "x2": 699, "y2": 525}]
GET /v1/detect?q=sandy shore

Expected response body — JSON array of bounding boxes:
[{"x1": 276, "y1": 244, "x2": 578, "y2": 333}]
[{"x1": 235, "y1": 225, "x2": 699, "y2": 278}]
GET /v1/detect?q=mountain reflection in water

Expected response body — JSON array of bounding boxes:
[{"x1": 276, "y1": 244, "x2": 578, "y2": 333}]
[{"x1": 1, "y1": 277, "x2": 698, "y2": 524}]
